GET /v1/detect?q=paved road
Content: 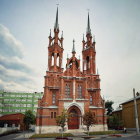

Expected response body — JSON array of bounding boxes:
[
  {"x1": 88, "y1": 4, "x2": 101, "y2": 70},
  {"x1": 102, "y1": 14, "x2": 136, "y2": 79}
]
[
  {"x1": 0, "y1": 133, "x2": 22, "y2": 140},
  {"x1": 0, "y1": 132, "x2": 140, "y2": 140},
  {"x1": 0, "y1": 131, "x2": 33, "y2": 140},
  {"x1": 92, "y1": 135, "x2": 140, "y2": 140}
]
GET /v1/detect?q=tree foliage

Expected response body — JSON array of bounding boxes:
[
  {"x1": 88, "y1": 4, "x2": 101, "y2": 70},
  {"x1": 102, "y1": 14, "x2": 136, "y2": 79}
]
[
  {"x1": 108, "y1": 115, "x2": 123, "y2": 129},
  {"x1": 105, "y1": 100, "x2": 114, "y2": 115},
  {"x1": 56, "y1": 109, "x2": 69, "y2": 131},
  {"x1": 23, "y1": 110, "x2": 35, "y2": 130},
  {"x1": 83, "y1": 111, "x2": 96, "y2": 132}
]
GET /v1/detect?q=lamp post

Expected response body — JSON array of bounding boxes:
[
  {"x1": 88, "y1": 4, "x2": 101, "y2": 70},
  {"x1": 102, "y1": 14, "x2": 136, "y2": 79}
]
[{"x1": 133, "y1": 88, "x2": 139, "y2": 134}]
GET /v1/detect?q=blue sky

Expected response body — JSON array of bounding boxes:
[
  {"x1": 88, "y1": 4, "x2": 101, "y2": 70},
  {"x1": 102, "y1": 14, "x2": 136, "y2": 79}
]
[{"x1": 0, "y1": 0, "x2": 140, "y2": 109}]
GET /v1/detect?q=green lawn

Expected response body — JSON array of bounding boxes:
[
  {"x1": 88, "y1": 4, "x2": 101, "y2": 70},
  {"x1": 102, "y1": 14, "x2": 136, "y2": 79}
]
[
  {"x1": 30, "y1": 130, "x2": 123, "y2": 138},
  {"x1": 85, "y1": 130, "x2": 123, "y2": 135},
  {"x1": 30, "y1": 133, "x2": 73, "y2": 138}
]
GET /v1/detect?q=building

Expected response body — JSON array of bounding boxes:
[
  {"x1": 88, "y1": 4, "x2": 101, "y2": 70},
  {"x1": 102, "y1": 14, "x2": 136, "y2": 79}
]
[
  {"x1": 121, "y1": 95, "x2": 140, "y2": 129},
  {"x1": 112, "y1": 107, "x2": 122, "y2": 121},
  {"x1": 0, "y1": 113, "x2": 25, "y2": 130},
  {"x1": 112, "y1": 95, "x2": 140, "y2": 130},
  {"x1": 0, "y1": 90, "x2": 43, "y2": 116},
  {"x1": 36, "y1": 7, "x2": 107, "y2": 134}
]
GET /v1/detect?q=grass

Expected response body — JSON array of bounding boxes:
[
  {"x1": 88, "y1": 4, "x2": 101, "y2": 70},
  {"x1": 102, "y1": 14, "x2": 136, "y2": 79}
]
[
  {"x1": 85, "y1": 130, "x2": 123, "y2": 135},
  {"x1": 30, "y1": 130, "x2": 124, "y2": 138},
  {"x1": 30, "y1": 133, "x2": 73, "y2": 138}
]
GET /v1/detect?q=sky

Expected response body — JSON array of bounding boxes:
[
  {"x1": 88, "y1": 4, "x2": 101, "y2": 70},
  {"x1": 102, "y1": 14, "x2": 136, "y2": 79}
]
[{"x1": 0, "y1": 0, "x2": 140, "y2": 109}]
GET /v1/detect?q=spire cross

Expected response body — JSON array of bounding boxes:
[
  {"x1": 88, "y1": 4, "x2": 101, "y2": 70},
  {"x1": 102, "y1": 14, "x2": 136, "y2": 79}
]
[{"x1": 56, "y1": 3, "x2": 59, "y2": 7}]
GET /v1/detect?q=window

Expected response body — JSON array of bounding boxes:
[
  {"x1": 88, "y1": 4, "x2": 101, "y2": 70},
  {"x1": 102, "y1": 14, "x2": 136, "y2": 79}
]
[
  {"x1": 51, "y1": 53, "x2": 54, "y2": 66},
  {"x1": 54, "y1": 112, "x2": 56, "y2": 118},
  {"x1": 77, "y1": 85, "x2": 82, "y2": 98},
  {"x1": 57, "y1": 53, "x2": 59, "y2": 66},
  {"x1": 90, "y1": 95, "x2": 93, "y2": 105},
  {"x1": 65, "y1": 84, "x2": 70, "y2": 98},
  {"x1": 52, "y1": 93, "x2": 56, "y2": 104},
  {"x1": 11, "y1": 94, "x2": 15, "y2": 97},
  {"x1": 34, "y1": 104, "x2": 38, "y2": 107},
  {"x1": 51, "y1": 112, "x2": 53, "y2": 118},
  {"x1": 4, "y1": 99, "x2": 9, "y2": 102},
  {"x1": 86, "y1": 56, "x2": 90, "y2": 70},
  {"x1": 51, "y1": 112, "x2": 56, "y2": 118},
  {"x1": 27, "y1": 104, "x2": 31, "y2": 107}
]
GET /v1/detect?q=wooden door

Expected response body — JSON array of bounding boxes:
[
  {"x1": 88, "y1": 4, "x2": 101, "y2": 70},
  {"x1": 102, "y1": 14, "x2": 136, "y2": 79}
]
[{"x1": 68, "y1": 109, "x2": 79, "y2": 129}]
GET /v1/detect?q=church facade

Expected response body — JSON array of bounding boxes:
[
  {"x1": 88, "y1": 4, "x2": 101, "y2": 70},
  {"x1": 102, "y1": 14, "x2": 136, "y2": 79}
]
[{"x1": 36, "y1": 8, "x2": 107, "y2": 134}]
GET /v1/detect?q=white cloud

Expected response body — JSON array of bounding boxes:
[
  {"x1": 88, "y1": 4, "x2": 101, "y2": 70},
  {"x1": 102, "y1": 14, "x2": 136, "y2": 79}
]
[
  {"x1": 0, "y1": 24, "x2": 24, "y2": 58},
  {"x1": 0, "y1": 55, "x2": 33, "y2": 73},
  {"x1": 0, "y1": 24, "x2": 37, "y2": 92}
]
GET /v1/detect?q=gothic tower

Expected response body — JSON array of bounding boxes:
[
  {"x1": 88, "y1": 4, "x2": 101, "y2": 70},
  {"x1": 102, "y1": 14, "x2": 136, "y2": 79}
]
[
  {"x1": 48, "y1": 7, "x2": 64, "y2": 72},
  {"x1": 82, "y1": 12, "x2": 96, "y2": 74}
]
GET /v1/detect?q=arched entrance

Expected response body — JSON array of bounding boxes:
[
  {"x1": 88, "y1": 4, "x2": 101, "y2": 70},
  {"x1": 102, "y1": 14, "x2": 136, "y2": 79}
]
[{"x1": 68, "y1": 106, "x2": 81, "y2": 129}]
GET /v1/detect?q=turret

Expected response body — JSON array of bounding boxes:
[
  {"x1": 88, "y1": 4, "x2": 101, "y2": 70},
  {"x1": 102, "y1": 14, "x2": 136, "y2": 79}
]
[
  {"x1": 47, "y1": 7, "x2": 64, "y2": 72},
  {"x1": 82, "y1": 12, "x2": 96, "y2": 74}
]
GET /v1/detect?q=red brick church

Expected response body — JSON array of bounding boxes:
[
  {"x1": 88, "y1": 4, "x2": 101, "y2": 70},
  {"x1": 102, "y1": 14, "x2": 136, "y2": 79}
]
[{"x1": 36, "y1": 7, "x2": 107, "y2": 133}]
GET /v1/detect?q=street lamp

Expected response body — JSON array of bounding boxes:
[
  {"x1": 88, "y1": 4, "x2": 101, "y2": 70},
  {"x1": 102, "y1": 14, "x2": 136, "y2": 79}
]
[{"x1": 133, "y1": 88, "x2": 140, "y2": 135}]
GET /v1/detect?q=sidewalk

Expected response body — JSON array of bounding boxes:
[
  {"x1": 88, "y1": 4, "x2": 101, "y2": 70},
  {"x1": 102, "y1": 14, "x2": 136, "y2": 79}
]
[
  {"x1": 13, "y1": 130, "x2": 140, "y2": 140},
  {"x1": 25, "y1": 131, "x2": 138, "y2": 140}
]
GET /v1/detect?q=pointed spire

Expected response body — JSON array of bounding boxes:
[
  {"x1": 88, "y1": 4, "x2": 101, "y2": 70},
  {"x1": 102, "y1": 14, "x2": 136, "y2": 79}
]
[
  {"x1": 61, "y1": 31, "x2": 63, "y2": 38},
  {"x1": 49, "y1": 29, "x2": 51, "y2": 36},
  {"x1": 97, "y1": 68, "x2": 99, "y2": 75},
  {"x1": 93, "y1": 35, "x2": 95, "y2": 42},
  {"x1": 86, "y1": 12, "x2": 91, "y2": 35},
  {"x1": 54, "y1": 6, "x2": 59, "y2": 30},
  {"x1": 72, "y1": 39, "x2": 76, "y2": 54},
  {"x1": 83, "y1": 34, "x2": 85, "y2": 41}
]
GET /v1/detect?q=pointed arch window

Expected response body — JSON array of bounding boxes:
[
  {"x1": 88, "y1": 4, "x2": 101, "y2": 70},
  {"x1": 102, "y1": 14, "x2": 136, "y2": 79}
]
[
  {"x1": 56, "y1": 53, "x2": 59, "y2": 66},
  {"x1": 51, "y1": 53, "x2": 54, "y2": 66},
  {"x1": 90, "y1": 95, "x2": 93, "y2": 105},
  {"x1": 77, "y1": 85, "x2": 82, "y2": 98},
  {"x1": 65, "y1": 84, "x2": 70, "y2": 98},
  {"x1": 52, "y1": 93, "x2": 56, "y2": 104},
  {"x1": 86, "y1": 56, "x2": 90, "y2": 69},
  {"x1": 84, "y1": 60, "x2": 86, "y2": 70}
]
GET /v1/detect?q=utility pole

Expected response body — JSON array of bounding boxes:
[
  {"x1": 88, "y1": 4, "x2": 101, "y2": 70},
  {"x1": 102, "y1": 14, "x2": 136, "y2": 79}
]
[{"x1": 133, "y1": 88, "x2": 140, "y2": 134}]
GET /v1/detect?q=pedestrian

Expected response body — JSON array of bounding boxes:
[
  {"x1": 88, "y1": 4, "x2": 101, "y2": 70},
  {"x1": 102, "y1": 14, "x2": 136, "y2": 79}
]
[{"x1": 124, "y1": 127, "x2": 127, "y2": 133}]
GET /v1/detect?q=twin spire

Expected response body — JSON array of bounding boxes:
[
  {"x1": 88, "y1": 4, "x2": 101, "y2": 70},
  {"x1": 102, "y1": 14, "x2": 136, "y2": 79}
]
[
  {"x1": 54, "y1": 7, "x2": 92, "y2": 35},
  {"x1": 53, "y1": 7, "x2": 92, "y2": 50}
]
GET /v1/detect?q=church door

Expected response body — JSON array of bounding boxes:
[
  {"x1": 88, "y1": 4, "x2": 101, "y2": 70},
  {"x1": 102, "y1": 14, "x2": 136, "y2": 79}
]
[{"x1": 68, "y1": 108, "x2": 79, "y2": 129}]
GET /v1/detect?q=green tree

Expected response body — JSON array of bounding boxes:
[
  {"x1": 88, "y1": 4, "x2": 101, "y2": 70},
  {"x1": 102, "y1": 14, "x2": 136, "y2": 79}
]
[
  {"x1": 105, "y1": 100, "x2": 114, "y2": 115},
  {"x1": 56, "y1": 109, "x2": 69, "y2": 137},
  {"x1": 23, "y1": 110, "x2": 35, "y2": 130},
  {"x1": 83, "y1": 111, "x2": 96, "y2": 136},
  {"x1": 108, "y1": 115, "x2": 123, "y2": 129}
]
